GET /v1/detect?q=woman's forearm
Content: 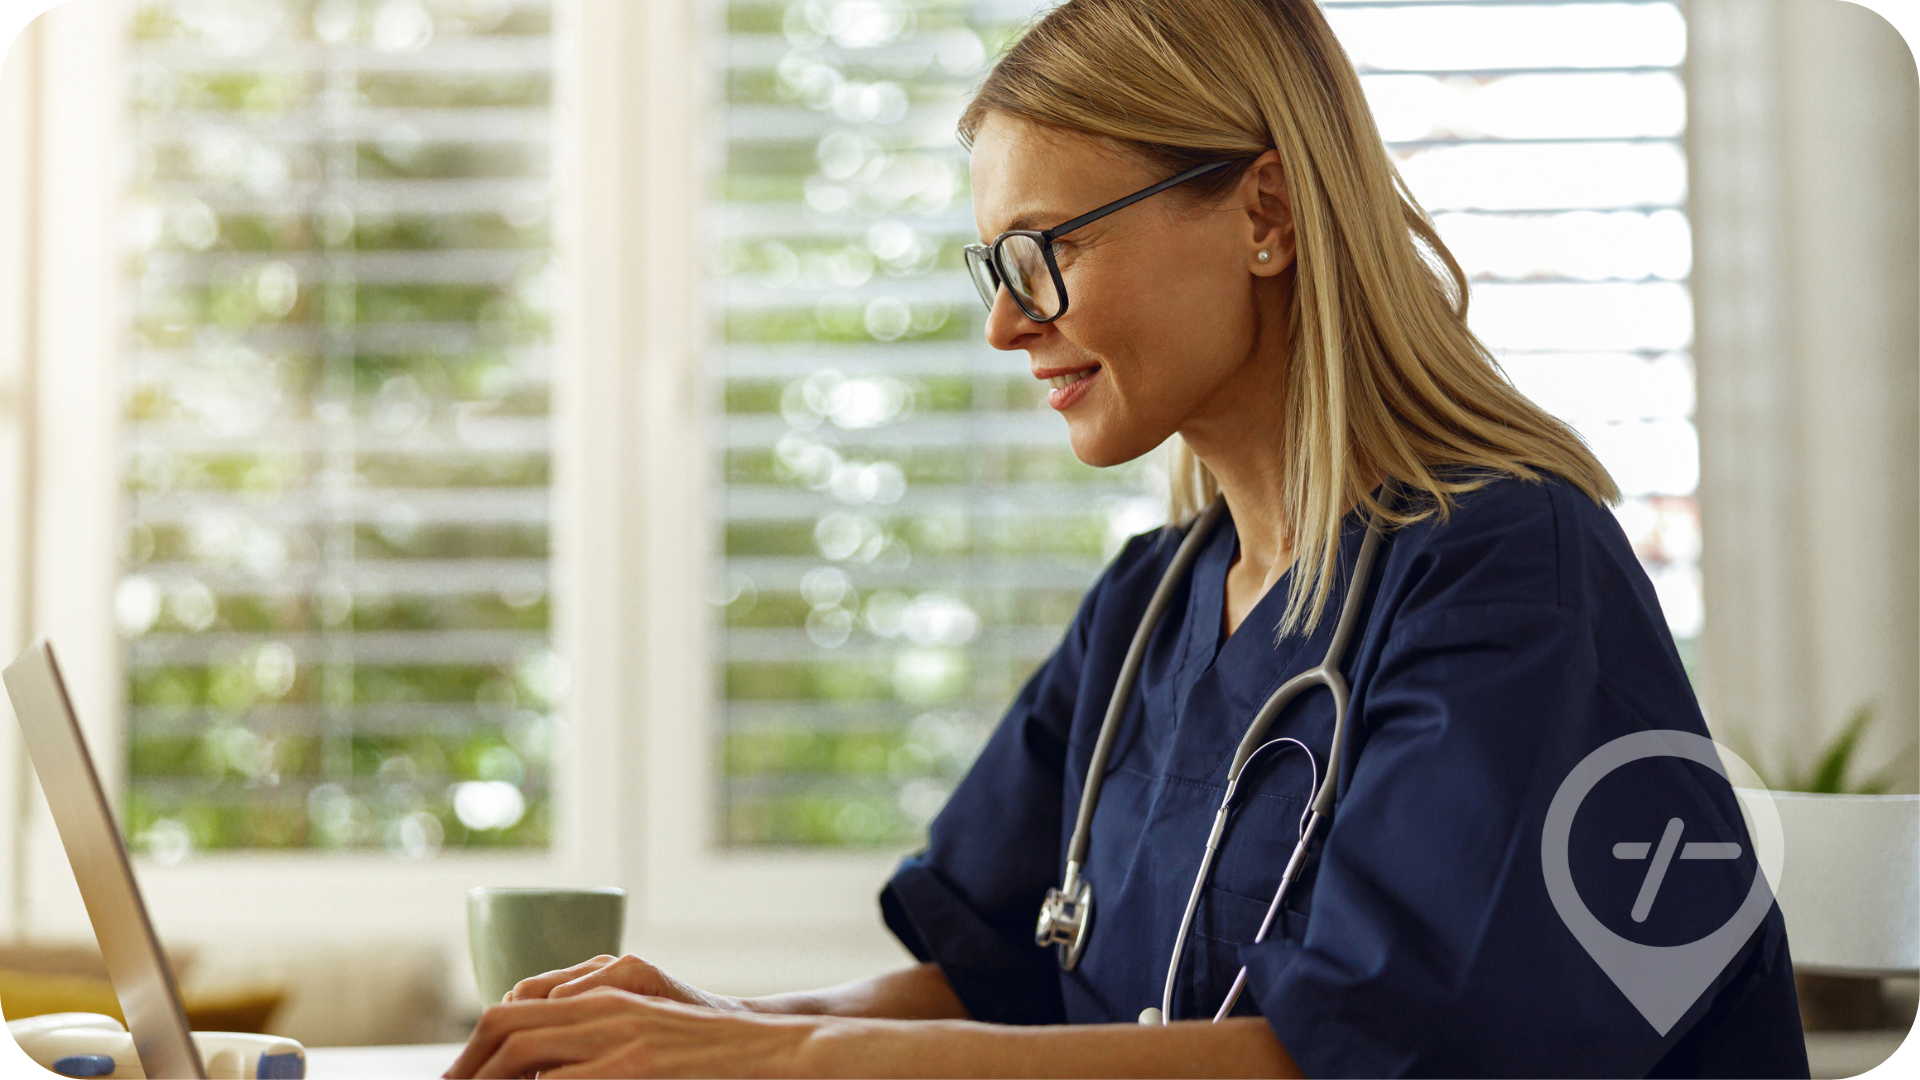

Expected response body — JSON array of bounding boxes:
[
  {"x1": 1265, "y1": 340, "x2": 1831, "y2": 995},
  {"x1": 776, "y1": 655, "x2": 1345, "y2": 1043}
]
[
  {"x1": 742, "y1": 961, "x2": 971, "y2": 1020},
  {"x1": 736, "y1": 963, "x2": 1301, "y2": 1077},
  {"x1": 800, "y1": 1015, "x2": 1301, "y2": 1079}
]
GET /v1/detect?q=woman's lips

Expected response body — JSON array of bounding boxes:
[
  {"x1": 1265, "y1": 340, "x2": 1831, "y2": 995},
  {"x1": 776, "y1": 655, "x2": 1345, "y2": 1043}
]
[{"x1": 1045, "y1": 365, "x2": 1101, "y2": 411}]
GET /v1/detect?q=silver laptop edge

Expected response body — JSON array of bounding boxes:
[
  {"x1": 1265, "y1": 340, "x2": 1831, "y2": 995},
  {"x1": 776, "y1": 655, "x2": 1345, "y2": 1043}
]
[{"x1": 3, "y1": 640, "x2": 206, "y2": 1079}]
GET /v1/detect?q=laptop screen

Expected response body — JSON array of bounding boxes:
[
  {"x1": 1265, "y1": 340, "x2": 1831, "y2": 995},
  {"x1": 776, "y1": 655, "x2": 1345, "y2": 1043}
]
[{"x1": 4, "y1": 641, "x2": 206, "y2": 1080}]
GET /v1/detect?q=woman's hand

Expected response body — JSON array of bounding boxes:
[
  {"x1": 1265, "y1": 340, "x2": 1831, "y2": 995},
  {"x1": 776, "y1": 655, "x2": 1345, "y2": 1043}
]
[
  {"x1": 442, "y1": 988, "x2": 819, "y2": 1079},
  {"x1": 503, "y1": 954, "x2": 741, "y2": 1012},
  {"x1": 443, "y1": 977, "x2": 1300, "y2": 1079}
]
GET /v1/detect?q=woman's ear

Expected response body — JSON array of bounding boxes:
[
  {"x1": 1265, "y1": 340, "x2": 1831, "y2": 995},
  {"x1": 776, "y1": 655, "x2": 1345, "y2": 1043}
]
[{"x1": 1243, "y1": 149, "x2": 1295, "y2": 276}]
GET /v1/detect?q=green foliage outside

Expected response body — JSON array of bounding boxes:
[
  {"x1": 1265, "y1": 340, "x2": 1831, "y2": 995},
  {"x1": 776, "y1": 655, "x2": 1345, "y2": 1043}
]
[{"x1": 120, "y1": 0, "x2": 558, "y2": 857}]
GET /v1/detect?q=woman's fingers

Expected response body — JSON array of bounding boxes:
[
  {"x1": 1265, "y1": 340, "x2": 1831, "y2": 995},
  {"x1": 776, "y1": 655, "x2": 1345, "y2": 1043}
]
[
  {"x1": 471, "y1": 1015, "x2": 639, "y2": 1080},
  {"x1": 443, "y1": 992, "x2": 636, "y2": 1078},
  {"x1": 508, "y1": 954, "x2": 707, "y2": 1008},
  {"x1": 549, "y1": 953, "x2": 667, "y2": 1000},
  {"x1": 539, "y1": 1051, "x2": 637, "y2": 1080},
  {"x1": 469, "y1": 1026, "x2": 576, "y2": 1080},
  {"x1": 446, "y1": 989, "x2": 821, "y2": 1080},
  {"x1": 504, "y1": 955, "x2": 619, "y2": 1002}
]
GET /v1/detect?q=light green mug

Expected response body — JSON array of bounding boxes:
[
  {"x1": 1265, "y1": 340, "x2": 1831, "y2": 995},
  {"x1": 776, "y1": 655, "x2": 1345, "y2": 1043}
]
[{"x1": 467, "y1": 886, "x2": 627, "y2": 1004}]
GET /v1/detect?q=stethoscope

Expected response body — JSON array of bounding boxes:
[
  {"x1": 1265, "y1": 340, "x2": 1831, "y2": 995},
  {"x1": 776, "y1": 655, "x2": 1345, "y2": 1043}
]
[{"x1": 1033, "y1": 492, "x2": 1388, "y2": 1025}]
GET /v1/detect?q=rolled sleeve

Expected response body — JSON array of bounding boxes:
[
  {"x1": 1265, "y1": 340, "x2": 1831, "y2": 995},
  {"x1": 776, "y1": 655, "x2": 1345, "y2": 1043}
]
[{"x1": 881, "y1": 856, "x2": 1066, "y2": 1024}]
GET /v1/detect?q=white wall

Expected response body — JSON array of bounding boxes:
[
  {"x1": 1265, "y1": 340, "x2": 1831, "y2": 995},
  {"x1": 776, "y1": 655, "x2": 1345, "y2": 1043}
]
[
  {"x1": 0, "y1": 0, "x2": 129, "y2": 947},
  {"x1": 0, "y1": 0, "x2": 41, "y2": 946},
  {"x1": 1688, "y1": 0, "x2": 1920, "y2": 790}
]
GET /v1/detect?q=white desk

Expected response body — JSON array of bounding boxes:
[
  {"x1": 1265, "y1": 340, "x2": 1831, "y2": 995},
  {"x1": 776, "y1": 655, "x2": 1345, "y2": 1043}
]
[
  {"x1": 302, "y1": 1034, "x2": 1920, "y2": 1079},
  {"x1": 306, "y1": 1042, "x2": 466, "y2": 1078}
]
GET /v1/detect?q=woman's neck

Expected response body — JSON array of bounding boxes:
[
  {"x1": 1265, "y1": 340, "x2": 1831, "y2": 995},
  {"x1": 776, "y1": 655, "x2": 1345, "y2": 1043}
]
[
  {"x1": 1212, "y1": 479, "x2": 1293, "y2": 641},
  {"x1": 1182, "y1": 396, "x2": 1381, "y2": 639},
  {"x1": 1181, "y1": 406, "x2": 1296, "y2": 640}
]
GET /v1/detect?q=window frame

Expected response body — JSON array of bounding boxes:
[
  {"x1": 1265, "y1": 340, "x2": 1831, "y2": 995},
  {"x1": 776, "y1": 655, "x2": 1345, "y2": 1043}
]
[
  {"x1": 0, "y1": 0, "x2": 909, "y2": 1002},
  {"x1": 562, "y1": 0, "x2": 909, "y2": 985},
  {"x1": 6, "y1": 2, "x2": 593, "y2": 998}
]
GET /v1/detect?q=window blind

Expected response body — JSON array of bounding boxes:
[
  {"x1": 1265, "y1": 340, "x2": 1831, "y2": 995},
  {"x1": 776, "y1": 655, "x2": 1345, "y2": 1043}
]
[
  {"x1": 119, "y1": 0, "x2": 557, "y2": 858},
  {"x1": 716, "y1": 0, "x2": 1697, "y2": 850}
]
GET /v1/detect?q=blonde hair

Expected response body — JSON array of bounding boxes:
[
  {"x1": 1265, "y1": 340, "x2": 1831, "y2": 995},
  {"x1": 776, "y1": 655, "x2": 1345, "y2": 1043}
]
[{"x1": 960, "y1": 0, "x2": 1619, "y2": 636}]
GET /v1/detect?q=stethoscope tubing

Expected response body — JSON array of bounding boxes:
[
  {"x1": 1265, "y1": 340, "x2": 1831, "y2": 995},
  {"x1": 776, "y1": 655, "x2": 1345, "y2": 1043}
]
[
  {"x1": 1177, "y1": 506, "x2": 1384, "y2": 1022},
  {"x1": 1055, "y1": 499, "x2": 1230, "y2": 914},
  {"x1": 1161, "y1": 734, "x2": 1321, "y2": 1025}
]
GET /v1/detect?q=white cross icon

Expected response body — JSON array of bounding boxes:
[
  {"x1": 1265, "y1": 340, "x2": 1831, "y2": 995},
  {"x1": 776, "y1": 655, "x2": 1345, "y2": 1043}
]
[{"x1": 1612, "y1": 817, "x2": 1743, "y2": 923}]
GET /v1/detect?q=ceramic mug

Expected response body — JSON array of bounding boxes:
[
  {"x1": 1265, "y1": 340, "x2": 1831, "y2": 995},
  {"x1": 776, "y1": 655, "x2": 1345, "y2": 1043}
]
[{"x1": 467, "y1": 886, "x2": 627, "y2": 1004}]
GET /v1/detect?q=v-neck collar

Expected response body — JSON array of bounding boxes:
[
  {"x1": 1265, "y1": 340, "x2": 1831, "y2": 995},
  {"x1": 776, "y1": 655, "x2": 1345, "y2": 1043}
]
[
  {"x1": 1190, "y1": 506, "x2": 1307, "y2": 664},
  {"x1": 1177, "y1": 504, "x2": 1344, "y2": 719}
]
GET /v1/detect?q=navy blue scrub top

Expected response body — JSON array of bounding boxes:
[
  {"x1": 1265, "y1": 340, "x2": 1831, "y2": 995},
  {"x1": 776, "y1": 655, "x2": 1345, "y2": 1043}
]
[{"x1": 881, "y1": 474, "x2": 1809, "y2": 1078}]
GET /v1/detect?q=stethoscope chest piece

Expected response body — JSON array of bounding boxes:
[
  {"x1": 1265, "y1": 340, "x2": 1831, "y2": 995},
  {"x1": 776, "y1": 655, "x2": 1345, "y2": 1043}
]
[{"x1": 1034, "y1": 871, "x2": 1092, "y2": 969}]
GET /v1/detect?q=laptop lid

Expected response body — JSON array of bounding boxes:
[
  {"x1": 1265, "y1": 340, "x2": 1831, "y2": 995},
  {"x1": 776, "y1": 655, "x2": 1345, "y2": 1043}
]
[{"x1": 3, "y1": 640, "x2": 206, "y2": 1080}]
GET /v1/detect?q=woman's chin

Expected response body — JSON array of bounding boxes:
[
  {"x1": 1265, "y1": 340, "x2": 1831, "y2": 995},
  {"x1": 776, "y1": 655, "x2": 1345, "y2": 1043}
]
[{"x1": 1064, "y1": 419, "x2": 1160, "y2": 469}]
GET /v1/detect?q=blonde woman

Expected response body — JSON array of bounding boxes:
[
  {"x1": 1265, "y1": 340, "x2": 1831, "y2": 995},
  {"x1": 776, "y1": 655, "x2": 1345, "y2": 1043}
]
[{"x1": 446, "y1": 1, "x2": 1806, "y2": 1076}]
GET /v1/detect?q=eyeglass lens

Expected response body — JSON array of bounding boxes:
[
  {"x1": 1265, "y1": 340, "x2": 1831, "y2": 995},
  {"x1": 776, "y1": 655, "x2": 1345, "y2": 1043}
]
[
  {"x1": 994, "y1": 235, "x2": 1060, "y2": 319},
  {"x1": 965, "y1": 247, "x2": 999, "y2": 311},
  {"x1": 965, "y1": 238, "x2": 1063, "y2": 320}
]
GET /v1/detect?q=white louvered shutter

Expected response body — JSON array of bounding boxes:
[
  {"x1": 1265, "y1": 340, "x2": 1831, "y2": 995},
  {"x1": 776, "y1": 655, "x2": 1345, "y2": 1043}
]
[{"x1": 120, "y1": 0, "x2": 558, "y2": 856}]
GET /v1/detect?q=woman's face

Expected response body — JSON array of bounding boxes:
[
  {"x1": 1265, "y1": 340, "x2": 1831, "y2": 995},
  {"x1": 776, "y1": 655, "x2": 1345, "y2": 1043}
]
[{"x1": 968, "y1": 113, "x2": 1294, "y2": 467}]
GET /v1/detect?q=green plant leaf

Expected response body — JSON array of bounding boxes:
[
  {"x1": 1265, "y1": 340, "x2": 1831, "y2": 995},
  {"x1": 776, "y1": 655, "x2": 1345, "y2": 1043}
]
[{"x1": 1804, "y1": 707, "x2": 1866, "y2": 791}]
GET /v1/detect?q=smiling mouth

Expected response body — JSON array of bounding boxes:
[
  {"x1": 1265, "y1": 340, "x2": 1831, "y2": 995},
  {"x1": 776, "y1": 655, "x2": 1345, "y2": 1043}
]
[{"x1": 1045, "y1": 366, "x2": 1100, "y2": 390}]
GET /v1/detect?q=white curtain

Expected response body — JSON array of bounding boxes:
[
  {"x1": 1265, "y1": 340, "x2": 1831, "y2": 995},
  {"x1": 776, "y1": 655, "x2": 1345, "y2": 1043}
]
[{"x1": 1686, "y1": 0, "x2": 1919, "y2": 790}]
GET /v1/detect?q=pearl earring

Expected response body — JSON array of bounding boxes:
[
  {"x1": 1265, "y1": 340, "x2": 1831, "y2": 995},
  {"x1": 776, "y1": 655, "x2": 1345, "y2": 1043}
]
[{"x1": 1256, "y1": 250, "x2": 1271, "y2": 263}]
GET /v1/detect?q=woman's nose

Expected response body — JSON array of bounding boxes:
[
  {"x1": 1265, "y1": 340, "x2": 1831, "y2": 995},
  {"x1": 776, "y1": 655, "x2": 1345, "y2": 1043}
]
[{"x1": 983, "y1": 288, "x2": 1048, "y2": 352}]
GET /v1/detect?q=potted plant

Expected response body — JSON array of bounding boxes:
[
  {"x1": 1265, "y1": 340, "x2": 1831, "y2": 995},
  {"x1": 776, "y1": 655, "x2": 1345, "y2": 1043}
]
[{"x1": 1737, "y1": 706, "x2": 1918, "y2": 1032}]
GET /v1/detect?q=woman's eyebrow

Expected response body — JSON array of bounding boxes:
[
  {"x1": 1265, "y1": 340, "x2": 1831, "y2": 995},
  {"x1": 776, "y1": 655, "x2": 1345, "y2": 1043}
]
[{"x1": 994, "y1": 210, "x2": 1065, "y2": 233}]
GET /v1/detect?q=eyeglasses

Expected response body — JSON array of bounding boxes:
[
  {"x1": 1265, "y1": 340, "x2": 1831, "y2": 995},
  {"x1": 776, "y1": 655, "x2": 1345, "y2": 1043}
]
[{"x1": 963, "y1": 159, "x2": 1235, "y2": 323}]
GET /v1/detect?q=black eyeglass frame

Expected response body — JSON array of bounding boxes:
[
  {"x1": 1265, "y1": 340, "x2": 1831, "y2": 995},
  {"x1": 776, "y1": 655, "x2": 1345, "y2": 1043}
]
[{"x1": 963, "y1": 158, "x2": 1237, "y2": 323}]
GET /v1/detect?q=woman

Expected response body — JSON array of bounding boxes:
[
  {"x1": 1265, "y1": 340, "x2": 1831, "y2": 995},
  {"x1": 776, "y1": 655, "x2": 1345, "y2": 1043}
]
[{"x1": 446, "y1": 0, "x2": 1808, "y2": 1076}]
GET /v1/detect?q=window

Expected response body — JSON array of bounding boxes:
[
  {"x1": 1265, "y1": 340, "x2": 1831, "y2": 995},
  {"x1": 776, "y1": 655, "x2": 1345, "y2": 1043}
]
[
  {"x1": 712, "y1": 0, "x2": 1698, "y2": 853},
  {"x1": 119, "y1": 0, "x2": 560, "y2": 857}
]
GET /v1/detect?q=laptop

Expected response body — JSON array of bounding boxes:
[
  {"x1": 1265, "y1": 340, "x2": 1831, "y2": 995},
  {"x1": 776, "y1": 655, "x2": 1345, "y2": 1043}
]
[{"x1": 2, "y1": 640, "x2": 207, "y2": 1080}]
